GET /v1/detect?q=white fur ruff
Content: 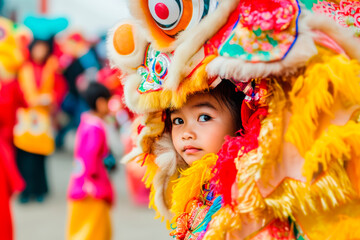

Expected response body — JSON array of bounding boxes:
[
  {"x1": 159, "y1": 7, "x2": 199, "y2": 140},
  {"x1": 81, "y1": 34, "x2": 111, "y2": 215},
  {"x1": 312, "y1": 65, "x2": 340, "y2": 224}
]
[
  {"x1": 122, "y1": 73, "x2": 145, "y2": 114},
  {"x1": 152, "y1": 133, "x2": 185, "y2": 220},
  {"x1": 121, "y1": 115, "x2": 149, "y2": 163}
]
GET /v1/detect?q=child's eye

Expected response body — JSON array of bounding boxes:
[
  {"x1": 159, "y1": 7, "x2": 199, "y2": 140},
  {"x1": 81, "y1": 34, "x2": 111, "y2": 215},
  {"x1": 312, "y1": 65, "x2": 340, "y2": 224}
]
[
  {"x1": 172, "y1": 118, "x2": 184, "y2": 125},
  {"x1": 198, "y1": 114, "x2": 212, "y2": 122}
]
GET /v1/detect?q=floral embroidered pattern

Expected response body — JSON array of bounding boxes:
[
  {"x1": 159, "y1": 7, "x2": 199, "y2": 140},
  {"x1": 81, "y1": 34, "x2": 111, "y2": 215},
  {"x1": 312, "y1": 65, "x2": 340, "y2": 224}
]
[
  {"x1": 219, "y1": 0, "x2": 300, "y2": 62},
  {"x1": 239, "y1": 0, "x2": 297, "y2": 32},
  {"x1": 313, "y1": 0, "x2": 360, "y2": 36},
  {"x1": 170, "y1": 184, "x2": 220, "y2": 240}
]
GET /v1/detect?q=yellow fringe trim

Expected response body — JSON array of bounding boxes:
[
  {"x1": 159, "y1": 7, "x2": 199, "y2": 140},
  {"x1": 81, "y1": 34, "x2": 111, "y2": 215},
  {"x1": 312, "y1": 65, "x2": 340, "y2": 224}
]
[
  {"x1": 286, "y1": 51, "x2": 360, "y2": 157},
  {"x1": 202, "y1": 206, "x2": 242, "y2": 240},
  {"x1": 140, "y1": 153, "x2": 160, "y2": 217},
  {"x1": 170, "y1": 153, "x2": 218, "y2": 218},
  {"x1": 295, "y1": 199, "x2": 360, "y2": 240},
  {"x1": 140, "y1": 154, "x2": 162, "y2": 219},
  {"x1": 142, "y1": 153, "x2": 177, "y2": 227},
  {"x1": 235, "y1": 150, "x2": 267, "y2": 217},
  {"x1": 141, "y1": 153, "x2": 158, "y2": 189},
  {"x1": 266, "y1": 161, "x2": 356, "y2": 220},
  {"x1": 258, "y1": 79, "x2": 286, "y2": 185},
  {"x1": 136, "y1": 89, "x2": 172, "y2": 112},
  {"x1": 303, "y1": 121, "x2": 360, "y2": 182},
  {"x1": 235, "y1": 148, "x2": 356, "y2": 220},
  {"x1": 171, "y1": 55, "x2": 216, "y2": 109}
]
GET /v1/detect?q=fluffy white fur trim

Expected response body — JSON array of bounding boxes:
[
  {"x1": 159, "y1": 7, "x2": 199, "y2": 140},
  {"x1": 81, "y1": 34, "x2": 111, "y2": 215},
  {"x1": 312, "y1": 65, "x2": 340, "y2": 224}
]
[
  {"x1": 121, "y1": 146, "x2": 142, "y2": 164},
  {"x1": 152, "y1": 169, "x2": 174, "y2": 220},
  {"x1": 121, "y1": 115, "x2": 149, "y2": 163},
  {"x1": 154, "y1": 133, "x2": 181, "y2": 174},
  {"x1": 164, "y1": 0, "x2": 240, "y2": 90},
  {"x1": 107, "y1": 20, "x2": 149, "y2": 74},
  {"x1": 152, "y1": 133, "x2": 187, "y2": 220},
  {"x1": 206, "y1": 11, "x2": 318, "y2": 82},
  {"x1": 120, "y1": 128, "x2": 178, "y2": 220},
  {"x1": 306, "y1": 12, "x2": 360, "y2": 62},
  {"x1": 122, "y1": 73, "x2": 144, "y2": 114}
]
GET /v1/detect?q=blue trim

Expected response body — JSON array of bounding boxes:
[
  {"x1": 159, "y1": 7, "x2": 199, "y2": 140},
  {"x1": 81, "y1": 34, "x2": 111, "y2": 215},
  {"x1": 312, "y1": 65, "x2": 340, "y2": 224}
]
[
  {"x1": 192, "y1": 196, "x2": 223, "y2": 234},
  {"x1": 281, "y1": 0, "x2": 302, "y2": 60}
]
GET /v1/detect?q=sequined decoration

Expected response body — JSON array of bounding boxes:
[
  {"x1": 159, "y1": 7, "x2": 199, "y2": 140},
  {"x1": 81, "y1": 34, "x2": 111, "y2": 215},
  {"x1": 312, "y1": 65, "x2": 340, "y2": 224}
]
[{"x1": 233, "y1": 78, "x2": 269, "y2": 109}]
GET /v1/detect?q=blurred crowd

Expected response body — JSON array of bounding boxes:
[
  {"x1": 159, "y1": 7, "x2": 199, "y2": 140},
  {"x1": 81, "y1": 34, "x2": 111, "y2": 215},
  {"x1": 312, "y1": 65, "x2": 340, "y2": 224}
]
[{"x1": 0, "y1": 15, "x2": 148, "y2": 240}]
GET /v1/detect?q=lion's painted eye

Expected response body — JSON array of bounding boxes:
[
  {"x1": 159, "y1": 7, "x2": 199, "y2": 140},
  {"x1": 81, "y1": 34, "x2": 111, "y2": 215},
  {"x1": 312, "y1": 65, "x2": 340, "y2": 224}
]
[
  {"x1": 148, "y1": 0, "x2": 183, "y2": 31},
  {"x1": 136, "y1": 0, "x2": 219, "y2": 48},
  {"x1": 148, "y1": 0, "x2": 218, "y2": 38},
  {"x1": 152, "y1": 53, "x2": 171, "y2": 78}
]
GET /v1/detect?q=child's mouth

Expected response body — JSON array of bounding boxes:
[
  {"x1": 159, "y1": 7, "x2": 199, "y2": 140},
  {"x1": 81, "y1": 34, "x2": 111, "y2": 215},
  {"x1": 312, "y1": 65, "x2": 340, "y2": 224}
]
[{"x1": 183, "y1": 146, "x2": 201, "y2": 154}]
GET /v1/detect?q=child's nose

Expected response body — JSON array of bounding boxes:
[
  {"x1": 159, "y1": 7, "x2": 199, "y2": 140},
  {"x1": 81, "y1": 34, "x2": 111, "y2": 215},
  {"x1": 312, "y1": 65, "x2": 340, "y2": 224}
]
[{"x1": 182, "y1": 128, "x2": 195, "y2": 140}]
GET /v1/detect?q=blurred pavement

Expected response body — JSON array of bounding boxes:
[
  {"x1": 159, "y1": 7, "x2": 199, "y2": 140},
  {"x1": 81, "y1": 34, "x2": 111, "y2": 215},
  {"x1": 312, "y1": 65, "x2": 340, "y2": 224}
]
[{"x1": 12, "y1": 150, "x2": 170, "y2": 240}]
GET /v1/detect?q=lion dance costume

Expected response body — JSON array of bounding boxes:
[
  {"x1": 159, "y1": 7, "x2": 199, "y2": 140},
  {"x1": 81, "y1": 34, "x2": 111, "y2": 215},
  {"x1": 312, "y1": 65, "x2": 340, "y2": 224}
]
[{"x1": 108, "y1": 0, "x2": 360, "y2": 239}]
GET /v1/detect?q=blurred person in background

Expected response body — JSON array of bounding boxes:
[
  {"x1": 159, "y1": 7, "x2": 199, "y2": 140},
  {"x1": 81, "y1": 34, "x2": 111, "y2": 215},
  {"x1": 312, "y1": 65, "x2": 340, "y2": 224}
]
[
  {"x1": 0, "y1": 17, "x2": 28, "y2": 240},
  {"x1": 95, "y1": 48, "x2": 146, "y2": 205},
  {"x1": 66, "y1": 82, "x2": 114, "y2": 240},
  {"x1": 55, "y1": 32, "x2": 102, "y2": 149},
  {"x1": 14, "y1": 16, "x2": 68, "y2": 203}
]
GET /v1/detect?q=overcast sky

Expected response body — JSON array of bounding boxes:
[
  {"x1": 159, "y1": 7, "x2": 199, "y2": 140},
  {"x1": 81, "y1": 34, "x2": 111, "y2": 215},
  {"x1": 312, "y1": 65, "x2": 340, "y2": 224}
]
[{"x1": 5, "y1": 0, "x2": 131, "y2": 38}]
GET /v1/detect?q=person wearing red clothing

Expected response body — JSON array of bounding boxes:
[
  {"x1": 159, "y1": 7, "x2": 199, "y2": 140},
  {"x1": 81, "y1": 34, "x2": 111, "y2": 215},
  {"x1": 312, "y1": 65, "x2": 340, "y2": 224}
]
[
  {"x1": 0, "y1": 78, "x2": 27, "y2": 240},
  {"x1": 0, "y1": 16, "x2": 28, "y2": 240}
]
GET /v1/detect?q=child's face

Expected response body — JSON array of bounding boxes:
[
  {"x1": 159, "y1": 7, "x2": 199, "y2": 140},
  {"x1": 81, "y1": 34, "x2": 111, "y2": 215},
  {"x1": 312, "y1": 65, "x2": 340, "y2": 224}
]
[
  {"x1": 96, "y1": 97, "x2": 110, "y2": 118},
  {"x1": 171, "y1": 92, "x2": 237, "y2": 165},
  {"x1": 31, "y1": 41, "x2": 49, "y2": 64}
]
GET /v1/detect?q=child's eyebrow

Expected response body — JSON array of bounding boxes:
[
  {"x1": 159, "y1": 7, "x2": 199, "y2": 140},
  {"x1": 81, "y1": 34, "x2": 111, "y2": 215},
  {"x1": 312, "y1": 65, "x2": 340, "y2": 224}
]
[
  {"x1": 191, "y1": 102, "x2": 217, "y2": 110},
  {"x1": 170, "y1": 109, "x2": 180, "y2": 114},
  {"x1": 170, "y1": 101, "x2": 217, "y2": 115}
]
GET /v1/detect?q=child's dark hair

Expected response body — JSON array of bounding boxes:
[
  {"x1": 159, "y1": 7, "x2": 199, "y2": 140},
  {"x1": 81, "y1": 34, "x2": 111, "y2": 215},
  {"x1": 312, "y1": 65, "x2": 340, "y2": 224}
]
[
  {"x1": 29, "y1": 37, "x2": 54, "y2": 63},
  {"x1": 165, "y1": 79, "x2": 244, "y2": 133},
  {"x1": 210, "y1": 80, "x2": 244, "y2": 132},
  {"x1": 82, "y1": 82, "x2": 111, "y2": 111}
]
